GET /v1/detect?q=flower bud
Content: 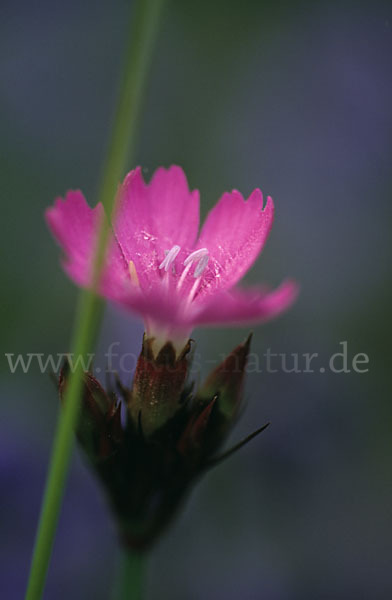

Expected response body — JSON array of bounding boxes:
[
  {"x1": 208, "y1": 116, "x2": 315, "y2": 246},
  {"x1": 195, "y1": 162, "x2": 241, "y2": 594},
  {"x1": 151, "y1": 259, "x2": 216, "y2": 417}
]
[
  {"x1": 193, "y1": 334, "x2": 252, "y2": 454},
  {"x1": 59, "y1": 362, "x2": 123, "y2": 462},
  {"x1": 56, "y1": 334, "x2": 264, "y2": 551},
  {"x1": 177, "y1": 396, "x2": 217, "y2": 464},
  {"x1": 198, "y1": 334, "x2": 252, "y2": 420},
  {"x1": 128, "y1": 335, "x2": 192, "y2": 436}
]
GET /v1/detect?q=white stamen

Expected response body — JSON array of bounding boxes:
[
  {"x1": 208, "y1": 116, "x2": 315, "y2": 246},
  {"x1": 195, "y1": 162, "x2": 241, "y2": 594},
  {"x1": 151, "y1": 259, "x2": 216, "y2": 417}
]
[
  {"x1": 176, "y1": 262, "x2": 192, "y2": 290},
  {"x1": 194, "y1": 254, "x2": 209, "y2": 278},
  {"x1": 177, "y1": 247, "x2": 209, "y2": 291},
  {"x1": 187, "y1": 277, "x2": 202, "y2": 304},
  {"x1": 183, "y1": 248, "x2": 208, "y2": 267},
  {"x1": 159, "y1": 245, "x2": 181, "y2": 272}
]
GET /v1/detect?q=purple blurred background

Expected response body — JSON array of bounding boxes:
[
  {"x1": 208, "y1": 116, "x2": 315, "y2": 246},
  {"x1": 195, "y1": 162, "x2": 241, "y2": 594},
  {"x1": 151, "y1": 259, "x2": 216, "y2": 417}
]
[{"x1": 1, "y1": 1, "x2": 391, "y2": 598}]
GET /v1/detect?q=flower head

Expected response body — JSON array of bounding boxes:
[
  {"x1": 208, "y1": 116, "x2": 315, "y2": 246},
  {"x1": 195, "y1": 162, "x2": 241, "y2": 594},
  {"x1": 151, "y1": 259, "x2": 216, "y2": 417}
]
[
  {"x1": 46, "y1": 166, "x2": 297, "y2": 351},
  {"x1": 58, "y1": 335, "x2": 270, "y2": 549}
]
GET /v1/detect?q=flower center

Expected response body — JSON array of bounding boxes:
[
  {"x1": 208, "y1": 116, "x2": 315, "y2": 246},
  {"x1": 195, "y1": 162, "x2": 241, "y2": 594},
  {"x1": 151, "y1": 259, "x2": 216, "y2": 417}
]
[
  {"x1": 158, "y1": 245, "x2": 181, "y2": 272},
  {"x1": 183, "y1": 248, "x2": 209, "y2": 278},
  {"x1": 158, "y1": 245, "x2": 209, "y2": 302}
]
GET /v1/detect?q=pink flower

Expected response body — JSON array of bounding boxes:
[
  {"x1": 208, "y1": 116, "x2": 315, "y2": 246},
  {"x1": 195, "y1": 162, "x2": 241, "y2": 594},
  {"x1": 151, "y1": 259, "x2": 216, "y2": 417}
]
[{"x1": 46, "y1": 166, "x2": 297, "y2": 351}]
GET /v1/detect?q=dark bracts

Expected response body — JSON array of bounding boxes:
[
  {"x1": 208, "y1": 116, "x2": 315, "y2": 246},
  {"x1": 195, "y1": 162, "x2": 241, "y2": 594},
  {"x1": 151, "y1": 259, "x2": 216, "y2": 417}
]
[{"x1": 59, "y1": 334, "x2": 267, "y2": 551}]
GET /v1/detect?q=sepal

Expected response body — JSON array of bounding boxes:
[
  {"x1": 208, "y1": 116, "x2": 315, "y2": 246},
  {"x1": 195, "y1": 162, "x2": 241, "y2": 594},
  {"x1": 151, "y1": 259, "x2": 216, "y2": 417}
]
[
  {"x1": 59, "y1": 361, "x2": 123, "y2": 461},
  {"x1": 128, "y1": 334, "x2": 191, "y2": 436},
  {"x1": 198, "y1": 333, "x2": 252, "y2": 420}
]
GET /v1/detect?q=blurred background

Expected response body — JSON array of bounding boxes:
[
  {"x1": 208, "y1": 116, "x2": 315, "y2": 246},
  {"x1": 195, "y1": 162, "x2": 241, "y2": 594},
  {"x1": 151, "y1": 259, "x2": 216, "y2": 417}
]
[{"x1": 1, "y1": 0, "x2": 391, "y2": 598}]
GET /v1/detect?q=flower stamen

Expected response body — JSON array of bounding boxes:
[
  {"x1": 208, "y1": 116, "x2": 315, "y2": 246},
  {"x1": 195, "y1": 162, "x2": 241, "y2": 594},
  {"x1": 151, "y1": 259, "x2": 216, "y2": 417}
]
[
  {"x1": 193, "y1": 253, "x2": 209, "y2": 278},
  {"x1": 177, "y1": 248, "x2": 210, "y2": 305},
  {"x1": 186, "y1": 277, "x2": 202, "y2": 305},
  {"x1": 176, "y1": 262, "x2": 192, "y2": 290},
  {"x1": 159, "y1": 245, "x2": 181, "y2": 272},
  {"x1": 128, "y1": 260, "x2": 140, "y2": 287},
  {"x1": 177, "y1": 248, "x2": 209, "y2": 292},
  {"x1": 183, "y1": 248, "x2": 209, "y2": 268}
]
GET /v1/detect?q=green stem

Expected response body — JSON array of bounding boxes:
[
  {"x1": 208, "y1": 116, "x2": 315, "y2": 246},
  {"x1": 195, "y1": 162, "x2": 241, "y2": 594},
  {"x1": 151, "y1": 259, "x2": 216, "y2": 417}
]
[
  {"x1": 114, "y1": 551, "x2": 147, "y2": 600},
  {"x1": 25, "y1": 2, "x2": 164, "y2": 599}
]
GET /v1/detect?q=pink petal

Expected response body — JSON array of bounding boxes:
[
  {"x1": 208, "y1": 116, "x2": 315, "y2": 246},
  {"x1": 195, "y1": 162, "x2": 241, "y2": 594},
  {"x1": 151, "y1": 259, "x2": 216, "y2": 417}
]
[
  {"x1": 190, "y1": 280, "x2": 299, "y2": 327},
  {"x1": 116, "y1": 286, "x2": 183, "y2": 325},
  {"x1": 113, "y1": 166, "x2": 200, "y2": 290},
  {"x1": 113, "y1": 285, "x2": 194, "y2": 344},
  {"x1": 196, "y1": 189, "x2": 274, "y2": 296},
  {"x1": 45, "y1": 190, "x2": 127, "y2": 299}
]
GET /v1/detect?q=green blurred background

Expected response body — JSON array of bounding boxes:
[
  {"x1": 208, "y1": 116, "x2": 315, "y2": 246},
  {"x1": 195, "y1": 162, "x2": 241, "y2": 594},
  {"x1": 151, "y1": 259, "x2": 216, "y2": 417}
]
[{"x1": 1, "y1": 1, "x2": 391, "y2": 598}]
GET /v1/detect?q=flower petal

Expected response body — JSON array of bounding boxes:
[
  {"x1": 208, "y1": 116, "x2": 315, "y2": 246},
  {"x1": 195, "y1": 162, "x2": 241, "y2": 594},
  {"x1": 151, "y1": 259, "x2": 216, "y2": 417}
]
[
  {"x1": 45, "y1": 191, "x2": 127, "y2": 299},
  {"x1": 116, "y1": 286, "x2": 183, "y2": 325},
  {"x1": 196, "y1": 189, "x2": 274, "y2": 296},
  {"x1": 190, "y1": 280, "x2": 298, "y2": 327},
  {"x1": 113, "y1": 166, "x2": 200, "y2": 290}
]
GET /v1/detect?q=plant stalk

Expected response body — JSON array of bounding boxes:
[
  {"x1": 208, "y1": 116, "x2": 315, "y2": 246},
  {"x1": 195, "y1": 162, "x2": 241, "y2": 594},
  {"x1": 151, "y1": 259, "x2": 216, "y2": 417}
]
[{"x1": 25, "y1": 2, "x2": 164, "y2": 598}]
